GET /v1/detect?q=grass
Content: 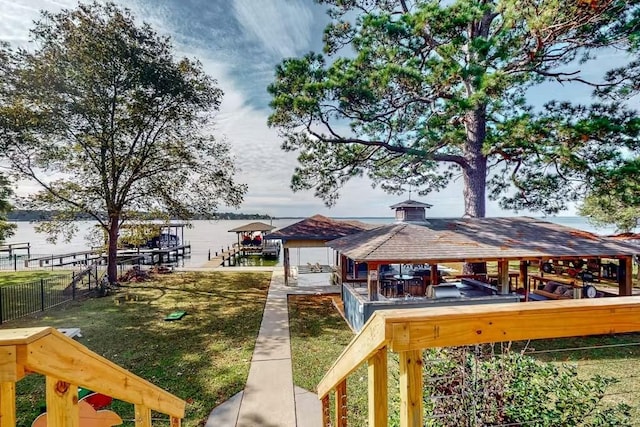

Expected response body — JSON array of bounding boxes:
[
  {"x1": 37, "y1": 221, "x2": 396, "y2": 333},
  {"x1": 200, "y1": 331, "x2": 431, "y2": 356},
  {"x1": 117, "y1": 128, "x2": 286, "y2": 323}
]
[
  {"x1": 0, "y1": 270, "x2": 73, "y2": 286},
  {"x1": 3, "y1": 270, "x2": 271, "y2": 427},
  {"x1": 288, "y1": 294, "x2": 371, "y2": 425}
]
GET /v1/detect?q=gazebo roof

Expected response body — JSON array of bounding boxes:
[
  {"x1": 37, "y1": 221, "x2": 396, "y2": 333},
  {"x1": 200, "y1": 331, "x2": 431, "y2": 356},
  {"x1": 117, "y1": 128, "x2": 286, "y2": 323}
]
[
  {"x1": 265, "y1": 214, "x2": 376, "y2": 242},
  {"x1": 228, "y1": 222, "x2": 276, "y2": 233},
  {"x1": 326, "y1": 217, "x2": 640, "y2": 263}
]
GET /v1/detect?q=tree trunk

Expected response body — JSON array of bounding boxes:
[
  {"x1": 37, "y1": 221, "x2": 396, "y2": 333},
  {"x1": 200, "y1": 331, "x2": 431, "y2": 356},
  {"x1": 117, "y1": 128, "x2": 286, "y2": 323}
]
[
  {"x1": 106, "y1": 215, "x2": 119, "y2": 290},
  {"x1": 462, "y1": 107, "x2": 488, "y2": 274},
  {"x1": 462, "y1": 107, "x2": 487, "y2": 218}
]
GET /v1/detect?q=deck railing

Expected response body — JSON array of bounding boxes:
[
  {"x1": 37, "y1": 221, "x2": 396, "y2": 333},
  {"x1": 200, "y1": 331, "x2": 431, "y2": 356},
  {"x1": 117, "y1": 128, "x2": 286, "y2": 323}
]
[
  {"x1": 0, "y1": 327, "x2": 185, "y2": 426},
  {"x1": 317, "y1": 296, "x2": 640, "y2": 426}
]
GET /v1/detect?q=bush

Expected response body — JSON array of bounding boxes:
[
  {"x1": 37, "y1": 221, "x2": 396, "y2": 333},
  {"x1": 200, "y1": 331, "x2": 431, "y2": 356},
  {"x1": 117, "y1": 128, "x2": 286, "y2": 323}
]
[{"x1": 388, "y1": 346, "x2": 631, "y2": 427}]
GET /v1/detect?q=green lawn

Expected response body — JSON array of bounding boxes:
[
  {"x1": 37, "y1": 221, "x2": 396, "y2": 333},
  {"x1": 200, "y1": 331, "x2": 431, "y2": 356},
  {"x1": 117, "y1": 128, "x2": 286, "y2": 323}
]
[
  {"x1": 3, "y1": 271, "x2": 271, "y2": 427},
  {"x1": 0, "y1": 270, "x2": 73, "y2": 286},
  {"x1": 288, "y1": 295, "x2": 371, "y2": 425}
]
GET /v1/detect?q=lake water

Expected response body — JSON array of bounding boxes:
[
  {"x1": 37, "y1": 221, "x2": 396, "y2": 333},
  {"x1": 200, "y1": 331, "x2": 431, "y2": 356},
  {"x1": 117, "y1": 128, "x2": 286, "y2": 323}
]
[{"x1": 5, "y1": 216, "x2": 620, "y2": 268}]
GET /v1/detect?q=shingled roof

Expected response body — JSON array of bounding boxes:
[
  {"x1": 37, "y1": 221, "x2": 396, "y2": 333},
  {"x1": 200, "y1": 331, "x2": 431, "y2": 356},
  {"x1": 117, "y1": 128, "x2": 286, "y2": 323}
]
[
  {"x1": 326, "y1": 217, "x2": 640, "y2": 263},
  {"x1": 265, "y1": 214, "x2": 376, "y2": 242}
]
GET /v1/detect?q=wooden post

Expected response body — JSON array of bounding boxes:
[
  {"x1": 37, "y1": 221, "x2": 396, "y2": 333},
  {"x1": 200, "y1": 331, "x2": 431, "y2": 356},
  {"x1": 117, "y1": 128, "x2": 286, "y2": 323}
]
[
  {"x1": 367, "y1": 263, "x2": 380, "y2": 301},
  {"x1": 619, "y1": 257, "x2": 633, "y2": 296},
  {"x1": 0, "y1": 382, "x2": 16, "y2": 427},
  {"x1": 335, "y1": 379, "x2": 347, "y2": 427},
  {"x1": 170, "y1": 416, "x2": 182, "y2": 427},
  {"x1": 322, "y1": 395, "x2": 331, "y2": 427},
  {"x1": 399, "y1": 350, "x2": 422, "y2": 427},
  {"x1": 45, "y1": 377, "x2": 79, "y2": 427},
  {"x1": 368, "y1": 347, "x2": 388, "y2": 427},
  {"x1": 283, "y1": 247, "x2": 290, "y2": 286},
  {"x1": 135, "y1": 404, "x2": 152, "y2": 427},
  {"x1": 429, "y1": 263, "x2": 438, "y2": 286},
  {"x1": 498, "y1": 260, "x2": 510, "y2": 294},
  {"x1": 520, "y1": 261, "x2": 529, "y2": 301}
]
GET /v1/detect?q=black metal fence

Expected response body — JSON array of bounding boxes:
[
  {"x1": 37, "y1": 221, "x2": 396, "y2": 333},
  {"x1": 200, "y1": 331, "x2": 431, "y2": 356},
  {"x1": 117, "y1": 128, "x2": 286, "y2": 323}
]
[
  {"x1": 0, "y1": 257, "x2": 146, "y2": 324},
  {"x1": 0, "y1": 264, "x2": 112, "y2": 324}
]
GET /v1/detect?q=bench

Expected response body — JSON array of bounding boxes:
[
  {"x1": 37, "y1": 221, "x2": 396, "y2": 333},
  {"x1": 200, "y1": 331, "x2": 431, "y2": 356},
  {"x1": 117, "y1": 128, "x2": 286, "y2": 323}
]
[
  {"x1": 531, "y1": 289, "x2": 572, "y2": 300},
  {"x1": 529, "y1": 275, "x2": 575, "y2": 289},
  {"x1": 530, "y1": 278, "x2": 578, "y2": 300}
]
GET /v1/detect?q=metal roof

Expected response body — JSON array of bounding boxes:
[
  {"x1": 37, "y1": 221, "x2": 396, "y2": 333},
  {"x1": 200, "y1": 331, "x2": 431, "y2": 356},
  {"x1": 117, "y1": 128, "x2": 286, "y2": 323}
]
[
  {"x1": 265, "y1": 214, "x2": 376, "y2": 242},
  {"x1": 326, "y1": 217, "x2": 640, "y2": 263},
  {"x1": 228, "y1": 222, "x2": 276, "y2": 233}
]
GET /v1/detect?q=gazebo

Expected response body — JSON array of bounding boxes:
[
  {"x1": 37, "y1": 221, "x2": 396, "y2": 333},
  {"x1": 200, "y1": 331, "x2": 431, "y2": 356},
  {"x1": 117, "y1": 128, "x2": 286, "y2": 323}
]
[
  {"x1": 265, "y1": 214, "x2": 376, "y2": 285},
  {"x1": 326, "y1": 216, "x2": 640, "y2": 330},
  {"x1": 228, "y1": 221, "x2": 276, "y2": 247}
]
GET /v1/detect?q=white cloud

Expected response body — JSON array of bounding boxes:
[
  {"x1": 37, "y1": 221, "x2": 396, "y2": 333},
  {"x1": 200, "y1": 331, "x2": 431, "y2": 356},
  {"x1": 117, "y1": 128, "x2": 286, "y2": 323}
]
[{"x1": 232, "y1": 0, "x2": 314, "y2": 59}]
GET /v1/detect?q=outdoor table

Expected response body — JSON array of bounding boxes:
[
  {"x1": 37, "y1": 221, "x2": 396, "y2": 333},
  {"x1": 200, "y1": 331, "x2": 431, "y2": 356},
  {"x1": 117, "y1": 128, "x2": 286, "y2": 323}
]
[{"x1": 393, "y1": 275, "x2": 414, "y2": 295}]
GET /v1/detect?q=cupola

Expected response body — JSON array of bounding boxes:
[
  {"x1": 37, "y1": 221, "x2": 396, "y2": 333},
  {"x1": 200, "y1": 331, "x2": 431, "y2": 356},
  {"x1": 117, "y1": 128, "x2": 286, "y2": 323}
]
[{"x1": 389, "y1": 199, "x2": 432, "y2": 224}]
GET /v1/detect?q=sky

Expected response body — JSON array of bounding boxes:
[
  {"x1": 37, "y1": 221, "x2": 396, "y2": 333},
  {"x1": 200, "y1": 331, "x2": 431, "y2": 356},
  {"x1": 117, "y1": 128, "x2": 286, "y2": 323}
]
[{"x1": 0, "y1": 0, "x2": 634, "y2": 218}]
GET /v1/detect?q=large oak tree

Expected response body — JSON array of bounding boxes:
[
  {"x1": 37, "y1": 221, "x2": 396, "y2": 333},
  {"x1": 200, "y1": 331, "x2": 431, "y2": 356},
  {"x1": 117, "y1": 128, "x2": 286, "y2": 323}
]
[
  {"x1": 1, "y1": 2, "x2": 246, "y2": 286},
  {"x1": 268, "y1": 0, "x2": 640, "y2": 219}
]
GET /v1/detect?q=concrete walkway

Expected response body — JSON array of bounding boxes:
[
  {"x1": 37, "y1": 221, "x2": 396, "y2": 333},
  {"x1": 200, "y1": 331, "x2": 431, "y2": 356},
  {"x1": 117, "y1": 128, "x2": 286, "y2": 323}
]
[{"x1": 206, "y1": 270, "x2": 340, "y2": 426}]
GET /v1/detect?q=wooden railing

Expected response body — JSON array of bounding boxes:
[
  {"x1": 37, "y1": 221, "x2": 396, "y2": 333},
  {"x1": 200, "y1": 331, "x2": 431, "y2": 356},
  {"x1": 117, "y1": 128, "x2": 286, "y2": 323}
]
[
  {"x1": 317, "y1": 296, "x2": 640, "y2": 426},
  {"x1": 0, "y1": 327, "x2": 185, "y2": 426}
]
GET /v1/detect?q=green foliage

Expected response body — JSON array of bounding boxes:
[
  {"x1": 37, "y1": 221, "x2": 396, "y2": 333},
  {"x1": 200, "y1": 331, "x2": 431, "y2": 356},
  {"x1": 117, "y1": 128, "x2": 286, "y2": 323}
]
[
  {"x1": 269, "y1": 0, "x2": 640, "y2": 216},
  {"x1": 0, "y1": 173, "x2": 16, "y2": 243},
  {"x1": 387, "y1": 347, "x2": 631, "y2": 427},
  {"x1": 0, "y1": 2, "x2": 246, "y2": 280},
  {"x1": 579, "y1": 191, "x2": 640, "y2": 233},
  {"x1": 577, "y1": 158, "x2": 640, "y2": 232}
]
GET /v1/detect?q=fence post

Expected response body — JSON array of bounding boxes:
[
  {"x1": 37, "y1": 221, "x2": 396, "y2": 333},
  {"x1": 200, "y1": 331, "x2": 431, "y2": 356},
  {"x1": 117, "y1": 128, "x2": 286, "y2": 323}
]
[
  {"x1": 0, "y1": 287, "x2": 3, "y2": 324},
  {"x1": 208, "y1": 250, "x2": 211, "y2": 261},
  {"x1": 72, "y1": 272, "x2": 76, "y2": 300},
  {"x1": 40, "y1": 279, "x2": 45, "y2": 312},
  {"x1": 13, "y1": 254, "x2": 17, "y2": 271}
]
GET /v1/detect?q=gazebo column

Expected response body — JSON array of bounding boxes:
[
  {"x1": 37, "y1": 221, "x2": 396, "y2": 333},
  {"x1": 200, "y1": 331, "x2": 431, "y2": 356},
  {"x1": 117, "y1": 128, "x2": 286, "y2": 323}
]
[
  {"x1": 519, "y1": 261, "x2": 529, "y2": 301},
  {"x1": 367, "y1": 263, "x2": 380, "y2": 301},
  {"x1": 283, "y1": 247, "x2": 290, "y2": 286},
  {"x1": 618, "y1": 256, "x2": 633, "y2": 296},
  {"x1": 429, "y1": 264, "x2": 438, "y2": 287},
  {"x1": 498, "y1": 260, "x2": 510, "y2": 295},
  {"x1": 341, "y1": 255, "x2": 348, "y2": 282}
]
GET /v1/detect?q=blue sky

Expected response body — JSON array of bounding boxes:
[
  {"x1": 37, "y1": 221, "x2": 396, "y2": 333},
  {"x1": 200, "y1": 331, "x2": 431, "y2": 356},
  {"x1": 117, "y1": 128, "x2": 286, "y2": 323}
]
[{"x1": 0, "y1": 0, "x2": 633, "y2": 218}]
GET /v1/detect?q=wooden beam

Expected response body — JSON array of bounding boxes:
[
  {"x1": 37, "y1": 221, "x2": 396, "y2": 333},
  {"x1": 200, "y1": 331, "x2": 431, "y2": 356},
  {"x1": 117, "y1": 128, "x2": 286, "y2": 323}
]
[
  {"x1": 619, "y1": 256, "x2": 633, "y2": 296},
  {"x1": 520, "y1": 261, "x2": 529, "y2": 301},
  {"x1": 335, "y1": 379, "x2": 347, "y2": 427},
  {"x1": 24, "y1": 329, "x2": 185, "y2": 418},
  {"x1": 283, "y1": 240, "x2": 329, "y2": 248},
  {"x1": 317, "y1": 315, "x2": 388, "y2": 398},
  {"x1": 283, "y1": 247, "x2": 290, "y2": 286},
  {"x1": 0, "y1": 346, "x2": 17, "y2": 383},
  {"x1": 498, "y1": 260, "x2": 509, "y2": 294},
  {"x1": 368, "y1": 347, "x2": 388, "y2": 427},
  {"x1": 0, "y1": 382, "x2": 15, "y2": 427},
  {"x1": 45, "y1": 377, "x2": 79, "y2": 427},
  {"x1": 399, "y1": 350, "x2": 422, "y2": 427},
  {"x1": 368, "y1": 263, "x2": 381, "y2": 302},
  {"x1": 135, "y1": 405, "x2": 152, "y2": 427},
  {"x1": 429, "y1": 264, "x2": 438, "y2": 286},
  {"x1": 386, "y1": 297, "x2": 640, "y2": 352}
]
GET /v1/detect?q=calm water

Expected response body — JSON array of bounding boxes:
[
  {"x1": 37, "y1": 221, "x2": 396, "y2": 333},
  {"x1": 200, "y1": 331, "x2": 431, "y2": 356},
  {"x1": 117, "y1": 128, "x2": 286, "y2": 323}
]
[{"x1": 5, "y1": 216, "x2": 620, "y2": 268}]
